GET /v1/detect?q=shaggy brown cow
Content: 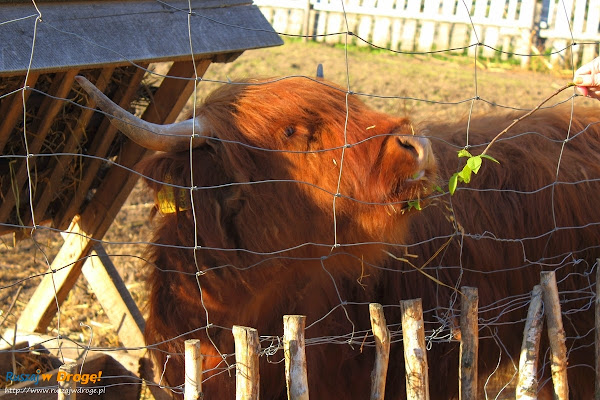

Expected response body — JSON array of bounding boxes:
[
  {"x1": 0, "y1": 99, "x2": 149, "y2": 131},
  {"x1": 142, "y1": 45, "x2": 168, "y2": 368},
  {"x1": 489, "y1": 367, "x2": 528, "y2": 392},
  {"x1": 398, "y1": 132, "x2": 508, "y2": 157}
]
[{"x1": 76, "y1": 75, "x2": 599, "y2": 399}]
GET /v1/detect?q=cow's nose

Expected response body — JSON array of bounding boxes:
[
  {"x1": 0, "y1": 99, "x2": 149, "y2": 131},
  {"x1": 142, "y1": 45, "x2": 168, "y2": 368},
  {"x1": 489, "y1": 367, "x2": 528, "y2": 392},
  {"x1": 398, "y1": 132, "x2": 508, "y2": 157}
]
[{"x1": 396, "y1": 135, "x2": 433, "y2": 169}]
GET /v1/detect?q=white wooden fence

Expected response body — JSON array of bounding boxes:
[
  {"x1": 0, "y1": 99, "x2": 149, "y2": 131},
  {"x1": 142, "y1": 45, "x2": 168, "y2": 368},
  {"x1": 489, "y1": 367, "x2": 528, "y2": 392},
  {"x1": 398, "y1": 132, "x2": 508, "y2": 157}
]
[
  {"x1": 254, "y1": 0, "x2": 600, "y2": 67},
  {"x1": 540, "y1": 0, "x2": 600, "y2": 66}
]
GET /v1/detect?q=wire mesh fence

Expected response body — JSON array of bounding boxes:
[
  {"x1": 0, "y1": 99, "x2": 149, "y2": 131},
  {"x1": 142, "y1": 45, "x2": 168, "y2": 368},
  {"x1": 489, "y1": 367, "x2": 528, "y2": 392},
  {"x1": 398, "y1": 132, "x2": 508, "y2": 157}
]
[{"x1": 1, "y1": 0, "x2": 600, "y2": 399}]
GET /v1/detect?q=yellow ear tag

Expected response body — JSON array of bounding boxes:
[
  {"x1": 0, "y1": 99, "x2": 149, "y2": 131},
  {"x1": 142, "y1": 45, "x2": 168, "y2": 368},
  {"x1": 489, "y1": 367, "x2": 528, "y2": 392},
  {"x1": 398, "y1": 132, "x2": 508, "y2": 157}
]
[{"x1": 157, "y1": 175, "x2": 189, "y2": 214}]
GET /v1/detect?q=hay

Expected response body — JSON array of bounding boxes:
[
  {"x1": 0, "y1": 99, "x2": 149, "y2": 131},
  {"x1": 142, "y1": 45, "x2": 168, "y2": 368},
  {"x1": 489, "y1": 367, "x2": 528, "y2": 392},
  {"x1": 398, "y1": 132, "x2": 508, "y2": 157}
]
[
  {"x1": 0, "y1": 66, "x2": 154, "y2": 238},
  {"x1": 0, "y1": 347, "x2": 61, "y2": 388}
]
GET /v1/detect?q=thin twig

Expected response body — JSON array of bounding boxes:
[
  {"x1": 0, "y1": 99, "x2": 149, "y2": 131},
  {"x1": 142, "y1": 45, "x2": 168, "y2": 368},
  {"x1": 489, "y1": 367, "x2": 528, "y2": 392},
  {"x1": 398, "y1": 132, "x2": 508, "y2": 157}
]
[
  {"x1": 480, "y1": 82, "x2": 576, "y2": 156},
  {"x1": 0, "y1": 285, "x2": 23, "y2": 333},
  {"x1": 12, "y1": 327, "x2": 17, "y2": 376}
]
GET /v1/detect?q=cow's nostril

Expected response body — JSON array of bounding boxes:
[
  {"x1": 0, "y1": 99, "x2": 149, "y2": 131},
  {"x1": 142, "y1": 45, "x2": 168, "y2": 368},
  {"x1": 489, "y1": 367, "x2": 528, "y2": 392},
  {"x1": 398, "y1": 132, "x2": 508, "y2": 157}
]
[
  {"x1": 395, "y1": 135, "x2": 434, "y2": 170},
  {"x1": 397, "y1": 137, "x2": 419, "y2": 158}
]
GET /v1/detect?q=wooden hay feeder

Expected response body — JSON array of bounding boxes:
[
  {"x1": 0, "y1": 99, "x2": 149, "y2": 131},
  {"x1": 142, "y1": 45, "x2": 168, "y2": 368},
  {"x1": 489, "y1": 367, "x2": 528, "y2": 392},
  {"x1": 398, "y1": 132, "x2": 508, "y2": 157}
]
[{"x1": 0, "y1": 0, "x2": 281, "y2": 397}]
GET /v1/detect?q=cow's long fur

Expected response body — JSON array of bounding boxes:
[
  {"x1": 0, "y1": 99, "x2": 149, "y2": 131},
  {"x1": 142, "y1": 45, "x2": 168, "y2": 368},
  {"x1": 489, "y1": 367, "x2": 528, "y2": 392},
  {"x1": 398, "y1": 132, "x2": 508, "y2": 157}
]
[{"x1": 140, "y1": 77, "x2": 599, "y2": 399}]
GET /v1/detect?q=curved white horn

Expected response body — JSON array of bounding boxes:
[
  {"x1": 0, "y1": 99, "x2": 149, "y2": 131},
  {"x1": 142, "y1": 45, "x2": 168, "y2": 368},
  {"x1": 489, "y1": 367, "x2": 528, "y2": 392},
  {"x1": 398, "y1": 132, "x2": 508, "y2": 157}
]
[{"x1": 75, "y1": 76, "x2": 208, "y2": 152}]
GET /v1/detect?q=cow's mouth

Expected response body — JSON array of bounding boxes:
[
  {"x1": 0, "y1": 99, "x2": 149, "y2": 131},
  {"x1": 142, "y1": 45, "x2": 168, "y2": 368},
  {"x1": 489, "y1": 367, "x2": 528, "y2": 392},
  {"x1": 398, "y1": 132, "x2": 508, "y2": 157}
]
[
  {"x1": 406, "y1": 170, "x2": 426, "y2": 182},
  {"x1": 391, "y1": 168, "x2": 438, "y2": 213}
]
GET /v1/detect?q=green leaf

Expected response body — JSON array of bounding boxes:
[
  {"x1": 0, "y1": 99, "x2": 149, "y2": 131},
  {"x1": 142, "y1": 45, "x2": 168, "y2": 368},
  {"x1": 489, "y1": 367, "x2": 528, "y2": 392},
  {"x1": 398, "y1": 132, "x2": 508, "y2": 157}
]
[
  {"x1": 467, "y1": 156, "x2": 482, "y2": 174},
  {"x1": 449, "y1": 173, "x2": 458, "y2": 195},
  {"x1": 481, "y1": 154, "x2": 500, "y2": 164},
  {"x1": 459, "y1": 165, "x2": 472, "y2": 183},
  {"x1": 451, "y1": 150, "x2": 502, "y2": 196},
  {"x1": 457, "y1": 149, "x2": 472, "y2": 158},
  {"x1": 407, "y1": 199, "x2": 422, "y2": 211},
  {"x1": 434, "y1": 185, "x2": 444, "y2": 193}
]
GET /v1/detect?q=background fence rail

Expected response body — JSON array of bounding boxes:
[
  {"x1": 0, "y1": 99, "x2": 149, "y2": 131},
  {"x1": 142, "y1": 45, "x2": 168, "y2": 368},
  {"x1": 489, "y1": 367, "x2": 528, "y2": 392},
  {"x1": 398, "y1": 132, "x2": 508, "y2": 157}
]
[{"x1": 254, "y1": 0, "x2": 600, "y2": 67}]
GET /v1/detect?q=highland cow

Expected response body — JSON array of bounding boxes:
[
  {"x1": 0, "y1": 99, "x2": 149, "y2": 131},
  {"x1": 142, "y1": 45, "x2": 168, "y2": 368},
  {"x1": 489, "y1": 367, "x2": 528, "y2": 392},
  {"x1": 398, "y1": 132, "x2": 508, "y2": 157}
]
[{"x1": 76, "y1": 75, "x2": 599, "y2": 399}]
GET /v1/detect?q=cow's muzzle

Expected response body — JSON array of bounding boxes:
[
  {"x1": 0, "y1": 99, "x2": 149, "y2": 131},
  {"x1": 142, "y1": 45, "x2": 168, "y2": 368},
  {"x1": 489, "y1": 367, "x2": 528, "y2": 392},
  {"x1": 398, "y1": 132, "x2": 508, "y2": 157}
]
[{"x1": 396, "y1": 135, "x2": 434, "y2": 178}]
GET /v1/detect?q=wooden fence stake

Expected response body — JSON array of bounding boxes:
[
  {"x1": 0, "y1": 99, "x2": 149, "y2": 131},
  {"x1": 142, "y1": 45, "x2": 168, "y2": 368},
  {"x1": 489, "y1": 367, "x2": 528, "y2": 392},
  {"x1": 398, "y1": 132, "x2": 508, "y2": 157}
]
[
  {"x1": 369, "y1": 303, "x2": 391, "y2": 400},
  {"x1": 232, "y1": 326, "x2": 260, "y2": 400},
  {"x1": 284, "y1": 315, "x2": 309, "y2": 400},
  {"x1": 516, "y1": 285, "x2": 544, "y2": 400},
  {"x1": 400, "y1": 299, "x2": 430, "y2": 400},
  {"x1": 596, "y1": 260, "x2": 600, "y2": 400},
  {"x1": 459, "y1": 287, "x2": 478, "y2": 400},
  {"x1": 540, "y1": 271, "x2": 569, "y2": 400},
  {"x1": 57, "y1": 362, "x2": 77, "y2": 400},
  {"x1": 184, "y1": 339, "x2": 203, "y2": 400}
]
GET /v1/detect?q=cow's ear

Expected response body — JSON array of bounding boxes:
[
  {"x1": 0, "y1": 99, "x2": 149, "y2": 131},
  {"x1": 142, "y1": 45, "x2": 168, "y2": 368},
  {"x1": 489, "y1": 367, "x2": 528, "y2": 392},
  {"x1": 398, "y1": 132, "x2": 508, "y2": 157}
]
[
  {"x1": 138, "y1": 147, "x2": 244, "y2": 253},
  {"x1": 184, "y1": 147, "x2": 245, "y2": 251},
  {"x1": 192, "y1": 182, "x2": 244, "y2": 251}
]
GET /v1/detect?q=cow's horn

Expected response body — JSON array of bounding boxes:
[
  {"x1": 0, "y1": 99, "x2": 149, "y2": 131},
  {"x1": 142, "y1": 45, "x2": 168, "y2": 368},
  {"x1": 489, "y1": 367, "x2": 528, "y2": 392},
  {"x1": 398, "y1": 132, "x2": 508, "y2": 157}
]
[
  {"x1": 316, "y1": 63, "x2": 324, "y2": 79},
  {"x1": 75, "y1": 76, "x2": 208, "y2": 152}
]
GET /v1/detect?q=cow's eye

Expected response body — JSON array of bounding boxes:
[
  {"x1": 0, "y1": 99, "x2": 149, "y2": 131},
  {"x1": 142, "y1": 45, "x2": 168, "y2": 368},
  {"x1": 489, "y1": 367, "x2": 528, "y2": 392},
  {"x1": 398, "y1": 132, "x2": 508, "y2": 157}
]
[{"x1": 284, "y1": 126, "x2": 296, "y2": 137}]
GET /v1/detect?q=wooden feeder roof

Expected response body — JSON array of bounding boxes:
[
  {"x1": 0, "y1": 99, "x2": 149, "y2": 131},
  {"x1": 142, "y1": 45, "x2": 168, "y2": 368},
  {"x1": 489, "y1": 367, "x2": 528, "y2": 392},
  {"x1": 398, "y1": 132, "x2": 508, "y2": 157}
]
[
  {"x1": 1, "y1": 0, "x2": 282, "y2": 75},
  {"x1": 0, "y1": 0, "x2": 282, "y2": 238}
]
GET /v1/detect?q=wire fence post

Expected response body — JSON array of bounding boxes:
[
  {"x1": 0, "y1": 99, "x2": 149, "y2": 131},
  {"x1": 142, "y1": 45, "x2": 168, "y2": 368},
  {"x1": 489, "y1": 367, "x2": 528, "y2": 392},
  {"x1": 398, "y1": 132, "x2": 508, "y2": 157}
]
[
  {"x1": 57, "y1": 362, "x2": 77, "y2": 400},
  {"x1": 460, "y1": 287, "x2": 478, "y2": 400},
  {"x1": 369, "y1": 303, "x2": 390, "y2": 400},
  {"x1": 284, "y1": 315, "x2": 309, "y2": 400},
  {"x1": 516, "y1": 285, "x2": 543, "y2": 400},
  {"x1": 400, "y1": 299, "x2": 429, "y2": 400},
  {"x1": 232, "y1": 325, "x2": 260, "y2": 400},
  {"x1": 184, "y1": 339, "x2": 203, "y2": 400},
  {"x1": 540, "y1": 271, "x2": 569, "y2": 400}
]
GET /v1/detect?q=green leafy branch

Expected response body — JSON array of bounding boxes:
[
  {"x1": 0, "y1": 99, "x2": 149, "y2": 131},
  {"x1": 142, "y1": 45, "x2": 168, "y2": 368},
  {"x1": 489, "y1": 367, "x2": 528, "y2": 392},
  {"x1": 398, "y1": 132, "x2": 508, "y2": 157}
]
[
  {"x1": 449, "y1": 151, "x2": 498, "y2": 194},
  {"x1": 449, "y1": 82, "x2": 576, "y2": 195}
]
